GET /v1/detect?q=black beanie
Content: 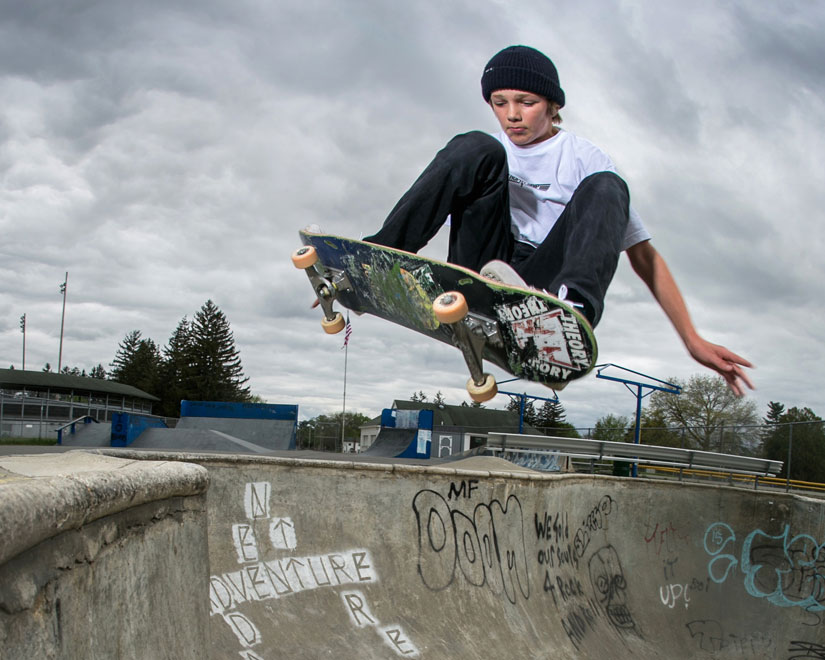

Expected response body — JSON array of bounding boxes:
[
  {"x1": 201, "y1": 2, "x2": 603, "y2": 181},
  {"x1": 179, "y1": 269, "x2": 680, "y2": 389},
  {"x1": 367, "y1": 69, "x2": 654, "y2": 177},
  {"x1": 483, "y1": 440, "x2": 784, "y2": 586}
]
[{"x1": 481, "y1": 45, "x2": 565, "y2": 107}]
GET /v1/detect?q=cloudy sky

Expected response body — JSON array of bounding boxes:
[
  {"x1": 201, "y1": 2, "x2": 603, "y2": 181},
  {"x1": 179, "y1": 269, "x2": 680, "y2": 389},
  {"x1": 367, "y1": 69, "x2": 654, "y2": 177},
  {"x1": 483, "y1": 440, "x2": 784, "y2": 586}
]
[{"x1": 1, "y1": 0, "x2": 823, "y2": 428}]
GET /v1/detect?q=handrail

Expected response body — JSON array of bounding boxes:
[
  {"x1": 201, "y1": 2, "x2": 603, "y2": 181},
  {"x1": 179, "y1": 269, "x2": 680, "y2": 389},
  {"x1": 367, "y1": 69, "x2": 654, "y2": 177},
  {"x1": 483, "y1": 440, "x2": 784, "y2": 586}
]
[
  {"x1": 486, "y1": 432, "x2": 783, "y2": 477},
  {"x1": 55, "y1": 415, "x2": 98, "y2": 444}
]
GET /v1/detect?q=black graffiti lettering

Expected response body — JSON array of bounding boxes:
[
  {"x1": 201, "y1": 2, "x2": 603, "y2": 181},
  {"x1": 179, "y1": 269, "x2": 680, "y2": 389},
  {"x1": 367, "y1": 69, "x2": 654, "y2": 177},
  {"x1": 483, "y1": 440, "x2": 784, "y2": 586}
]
[
  {"x1": 448, "y1": 479, "x2": 479, "y2": 500},
  {"x1": 788, "y1": 641, "x2": 825, "y2": 659},
  {"x1": 412, "y1": 488, "x2": 530, "y2": 603}
]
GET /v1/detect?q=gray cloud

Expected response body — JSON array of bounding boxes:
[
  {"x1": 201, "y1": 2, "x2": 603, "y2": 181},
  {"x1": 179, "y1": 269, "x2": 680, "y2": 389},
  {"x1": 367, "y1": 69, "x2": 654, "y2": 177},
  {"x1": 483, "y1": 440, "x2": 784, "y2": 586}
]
[{"x1": 1, "y1": 0, "x2": 823, "y2": 427}]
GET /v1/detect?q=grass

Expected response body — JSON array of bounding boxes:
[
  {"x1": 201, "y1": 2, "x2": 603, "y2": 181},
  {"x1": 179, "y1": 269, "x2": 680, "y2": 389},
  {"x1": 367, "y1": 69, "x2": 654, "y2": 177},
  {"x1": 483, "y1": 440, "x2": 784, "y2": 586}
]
[{"x1": 0, "y1": 437, "x2": 57, "y2": 446}]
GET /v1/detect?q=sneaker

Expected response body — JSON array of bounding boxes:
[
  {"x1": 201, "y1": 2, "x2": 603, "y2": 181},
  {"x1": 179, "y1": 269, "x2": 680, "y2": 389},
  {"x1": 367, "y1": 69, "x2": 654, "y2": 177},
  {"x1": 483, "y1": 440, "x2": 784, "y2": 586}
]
[
  {"x1": 557, "y1": 284, "x2": 583, "y2": 309},
  {"x1": 480, "y1": 260, "x2": 529, "y2": 288}
]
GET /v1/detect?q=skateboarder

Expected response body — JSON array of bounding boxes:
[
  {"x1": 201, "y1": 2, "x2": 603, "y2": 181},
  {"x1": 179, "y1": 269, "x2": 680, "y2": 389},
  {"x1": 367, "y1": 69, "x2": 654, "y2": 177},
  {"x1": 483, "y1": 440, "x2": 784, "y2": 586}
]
[{"x1": 365, "y1": 45, "x2": 754, "y2": 396}]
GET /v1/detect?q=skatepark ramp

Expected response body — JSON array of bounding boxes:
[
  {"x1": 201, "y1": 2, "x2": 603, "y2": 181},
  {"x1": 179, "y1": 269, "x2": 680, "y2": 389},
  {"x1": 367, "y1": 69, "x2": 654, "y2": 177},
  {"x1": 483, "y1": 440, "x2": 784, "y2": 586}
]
[{"x1": 2, "y1": 449, "x2": 824, "y2": 658}]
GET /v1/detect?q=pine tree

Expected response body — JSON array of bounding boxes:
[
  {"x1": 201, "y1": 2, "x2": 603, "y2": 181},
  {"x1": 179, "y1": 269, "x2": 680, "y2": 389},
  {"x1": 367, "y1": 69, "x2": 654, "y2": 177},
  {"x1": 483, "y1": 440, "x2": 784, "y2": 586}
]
[
  {"x1": 90, "y1": 364, "x2": 107, "y2": 379},
  {"x1": 537, "y1": 400, "x2": 566, "y2": 429},
  {"x1": 157, "y1": 317, "x2": 194, "y2": 416},
  {"x1": 110, "y1": 331, "x2": 161, "y2": 395},
  {"x1": 188, "y1": 300, "x2": 250, "y2": 402}
]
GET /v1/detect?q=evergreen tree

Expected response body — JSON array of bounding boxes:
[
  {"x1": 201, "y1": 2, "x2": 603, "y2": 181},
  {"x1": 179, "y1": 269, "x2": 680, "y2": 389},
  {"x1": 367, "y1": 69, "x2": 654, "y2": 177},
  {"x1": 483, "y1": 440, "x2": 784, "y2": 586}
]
[
  {"x1": 110, "y1": 331, "x2": 162, "y2": 395},
  {"x1": 90, "y1": 364, "x2": 107, "y2": 379},
  {"x1": 411, "y1": 391, "x2": 427, "y2": 402},
  {"x1": 763, "y1": 407, "x2": 825, "y2": 482},
  {"x1": 188, "y1": 300, "x2": 250, "y2": 402},
  {"x1": 537, "y1": 400, "x2": 566, "y2": 428},
  {"x1": 764, "y1": 401, "x2": 785, "y2": 425},
  {"x1": 157, "y1": 317, "x2": 194, "y2": 416},
  {"x1": 433, "y1": 391, "x2": 446, "y2": 405},
  {"x1": 506, "y1": 396, "x2": 537, "y2": 426}
]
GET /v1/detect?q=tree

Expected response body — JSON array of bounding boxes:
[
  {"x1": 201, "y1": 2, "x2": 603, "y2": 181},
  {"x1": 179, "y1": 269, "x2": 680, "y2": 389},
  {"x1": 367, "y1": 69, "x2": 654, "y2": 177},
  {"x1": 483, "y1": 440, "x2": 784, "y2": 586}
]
[
  {"x1": 90, "y1": 364, "x2": 107, "y2": 379},
  {"x1": 593, "y1": 414, "x2": 632, "y2": 443},
  {"x1": 110, "y1": 330, "x2": 162, "y2": 395},
  {"x1": 646, "y1": 374, "x2": 758, "y2": 452},
  {"x1": 763, "y1": 406, "x2": 825, "y2": 483},
  {"x1": 506, "y1": 396, "x2": 537, "y2": 426},
  {"x1": 157, "y1": 317, "x2": 194, "y2": 417},
  {"x1": 639, "y1": 408, "x2": 682, "y2": 447},
  {"x1": 187, "y1": 300, "x2": 250, "y2": 402},
  {"x1": 765, "y1": 401, "x2": 785, "y2": 425},
  {"x1": 433, "y1": 391, "x2": 446, "y2": 405},
  {"x1": 297, "y1": 411, "x2": 371, "y2": 451},
  {"x1": 411, "y1": 391, "x2": 427, "y2": 402}
]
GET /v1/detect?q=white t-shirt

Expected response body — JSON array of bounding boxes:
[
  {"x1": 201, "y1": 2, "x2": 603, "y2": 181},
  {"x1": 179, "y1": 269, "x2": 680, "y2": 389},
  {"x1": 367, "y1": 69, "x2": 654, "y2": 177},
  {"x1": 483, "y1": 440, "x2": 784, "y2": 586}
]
[{"x1": 493, "y1": 129, "x2": 650, "y2": 250}]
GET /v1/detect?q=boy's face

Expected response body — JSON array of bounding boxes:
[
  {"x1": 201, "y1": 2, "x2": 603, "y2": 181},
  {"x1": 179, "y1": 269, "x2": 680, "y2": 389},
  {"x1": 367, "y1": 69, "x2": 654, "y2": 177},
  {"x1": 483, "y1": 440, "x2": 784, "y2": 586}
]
[{"x1": 489, "y1": 90, "x2": 559, "y2": 146}]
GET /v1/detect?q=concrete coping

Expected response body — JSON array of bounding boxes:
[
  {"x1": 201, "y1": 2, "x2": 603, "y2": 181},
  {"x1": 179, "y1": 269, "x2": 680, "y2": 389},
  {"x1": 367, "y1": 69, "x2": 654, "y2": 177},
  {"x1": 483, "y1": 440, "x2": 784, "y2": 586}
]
[
  {"x1": 0, "y1": 451, "x2": 209, "y2": 566},
  {"x1": 93, "y1": 448, "x2": 565, "y2": 481}
]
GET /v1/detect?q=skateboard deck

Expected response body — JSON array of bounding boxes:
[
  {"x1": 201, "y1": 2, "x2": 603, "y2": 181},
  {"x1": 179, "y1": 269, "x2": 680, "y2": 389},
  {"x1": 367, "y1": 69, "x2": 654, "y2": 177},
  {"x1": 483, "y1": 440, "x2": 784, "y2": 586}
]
[{"x1": 293, "y1": 230, "x2": 597, "y2": 401}]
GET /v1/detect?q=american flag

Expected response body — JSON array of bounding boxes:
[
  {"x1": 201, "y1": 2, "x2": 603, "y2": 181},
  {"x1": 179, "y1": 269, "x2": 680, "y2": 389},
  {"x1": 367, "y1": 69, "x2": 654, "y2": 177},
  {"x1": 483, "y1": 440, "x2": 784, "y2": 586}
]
[{"x1": 342, "y1": 313, "x2": 352, "y2": 349}]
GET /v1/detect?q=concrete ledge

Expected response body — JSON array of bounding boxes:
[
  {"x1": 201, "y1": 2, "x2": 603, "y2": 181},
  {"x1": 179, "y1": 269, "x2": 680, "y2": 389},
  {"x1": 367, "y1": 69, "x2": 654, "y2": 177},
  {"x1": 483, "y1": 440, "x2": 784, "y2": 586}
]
[{"x1": 0, "y1": 451, "x2": 209, "y2": 565}]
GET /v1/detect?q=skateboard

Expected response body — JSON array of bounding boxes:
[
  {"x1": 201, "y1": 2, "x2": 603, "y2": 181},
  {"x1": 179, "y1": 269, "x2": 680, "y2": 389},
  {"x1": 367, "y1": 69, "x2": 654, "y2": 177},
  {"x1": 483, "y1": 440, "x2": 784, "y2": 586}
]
[{"x1": 292, "y1": 229, "x2": 597, "y2": 402}]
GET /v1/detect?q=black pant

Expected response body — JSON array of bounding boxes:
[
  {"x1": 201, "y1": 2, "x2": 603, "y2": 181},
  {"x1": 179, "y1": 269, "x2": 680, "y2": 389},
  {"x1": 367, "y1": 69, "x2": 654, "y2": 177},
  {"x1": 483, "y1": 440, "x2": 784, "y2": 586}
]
[{"x1": 364, "y1": 131, "x2": 630, "y2": 327}]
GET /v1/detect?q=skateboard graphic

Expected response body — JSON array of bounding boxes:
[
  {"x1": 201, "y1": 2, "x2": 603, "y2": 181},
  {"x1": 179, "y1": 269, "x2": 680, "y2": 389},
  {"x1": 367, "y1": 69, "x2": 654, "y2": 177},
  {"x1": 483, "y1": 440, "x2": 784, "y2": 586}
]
[{"x1": 292, "y1": 229, "x2": 598, "y2": 402}]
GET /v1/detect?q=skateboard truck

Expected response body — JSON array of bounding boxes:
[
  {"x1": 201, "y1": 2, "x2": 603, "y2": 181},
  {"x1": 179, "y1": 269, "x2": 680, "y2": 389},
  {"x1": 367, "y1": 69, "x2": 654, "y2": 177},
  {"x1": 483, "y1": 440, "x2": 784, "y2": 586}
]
[
  {"x1": 433, "y1": 291, "x2": 499, "y2": 403},
  {"x1": 291, "y1": 245, "x2": 352, "y2": 334}
]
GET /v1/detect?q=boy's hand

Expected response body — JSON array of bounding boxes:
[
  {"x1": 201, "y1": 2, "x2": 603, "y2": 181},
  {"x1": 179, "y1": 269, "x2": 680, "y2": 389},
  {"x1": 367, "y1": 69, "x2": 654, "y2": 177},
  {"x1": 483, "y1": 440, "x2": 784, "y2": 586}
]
[{"x1": 686, "y1": 337, "x2": 754, "y2": 397}]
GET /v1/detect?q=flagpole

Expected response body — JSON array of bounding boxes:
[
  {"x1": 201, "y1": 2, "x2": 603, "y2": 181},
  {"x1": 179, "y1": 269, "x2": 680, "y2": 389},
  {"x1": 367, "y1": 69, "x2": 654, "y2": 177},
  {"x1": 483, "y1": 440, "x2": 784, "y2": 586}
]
[
  {"x1": 341, "y1": 313, "x2": 352, "y2": 452},
  {"x1": 58, "y1": 272, "x2": 68, "y2": 372}
]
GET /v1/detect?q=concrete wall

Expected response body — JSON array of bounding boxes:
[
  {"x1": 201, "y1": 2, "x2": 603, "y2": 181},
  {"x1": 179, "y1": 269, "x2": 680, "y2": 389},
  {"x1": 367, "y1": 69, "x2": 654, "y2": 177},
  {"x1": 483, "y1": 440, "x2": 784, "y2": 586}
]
[
  {"x1": 3, "y1": 449, "x2": 825, "y2": 659},
  {"x1": 0, "y1": 453, "x2": 210, "y2": 659}
]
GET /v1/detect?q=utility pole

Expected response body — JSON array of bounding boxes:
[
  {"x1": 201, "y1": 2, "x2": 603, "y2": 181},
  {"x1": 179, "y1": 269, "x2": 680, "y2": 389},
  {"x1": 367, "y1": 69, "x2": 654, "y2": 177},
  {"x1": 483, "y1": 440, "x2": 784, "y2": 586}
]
[
  {"x1": 20, "y1": 314, "x2": 26, "y2": 370},
  {"x1": 58, "y1": 272, "x2": 68, "y2": 372}
]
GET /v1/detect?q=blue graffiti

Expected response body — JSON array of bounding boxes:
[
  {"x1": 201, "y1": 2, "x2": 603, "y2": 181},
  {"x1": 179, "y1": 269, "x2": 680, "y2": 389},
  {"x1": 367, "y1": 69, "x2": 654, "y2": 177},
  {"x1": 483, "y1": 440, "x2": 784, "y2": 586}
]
[{"x1": 703, "y1": 522, "x2": 825, "y2": 613}]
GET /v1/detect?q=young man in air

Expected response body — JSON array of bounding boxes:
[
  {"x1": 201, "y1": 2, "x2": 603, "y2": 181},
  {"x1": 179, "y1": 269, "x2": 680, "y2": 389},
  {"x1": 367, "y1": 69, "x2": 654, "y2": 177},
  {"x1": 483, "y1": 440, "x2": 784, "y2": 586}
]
[{"x1": 365, "y1": 45, "x2": 753, "y2": 396}]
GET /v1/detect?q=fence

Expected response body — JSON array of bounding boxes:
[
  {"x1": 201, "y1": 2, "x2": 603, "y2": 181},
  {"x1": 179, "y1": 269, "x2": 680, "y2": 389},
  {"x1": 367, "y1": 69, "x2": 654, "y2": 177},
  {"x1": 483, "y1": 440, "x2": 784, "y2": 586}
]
[{"x1": 533, "y1": 420, "x2": 825, "y2": 487}]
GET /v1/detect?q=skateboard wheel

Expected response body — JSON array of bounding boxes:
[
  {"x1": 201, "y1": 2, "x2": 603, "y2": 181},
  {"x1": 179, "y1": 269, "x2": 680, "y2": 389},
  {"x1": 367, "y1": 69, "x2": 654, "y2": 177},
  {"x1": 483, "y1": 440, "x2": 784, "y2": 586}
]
[
  {"x1": 467, "y1": 374, "x2": 497, "y2": 403},
  {"x1": 433, "y1": 291, "x2": 469, "y2": 324},
  {"x1": 321, "y1": 312, "x2": 346, "y2": 334},
  {"x1": 292, "y1": 246, "x2": 318, "y2": 269}
]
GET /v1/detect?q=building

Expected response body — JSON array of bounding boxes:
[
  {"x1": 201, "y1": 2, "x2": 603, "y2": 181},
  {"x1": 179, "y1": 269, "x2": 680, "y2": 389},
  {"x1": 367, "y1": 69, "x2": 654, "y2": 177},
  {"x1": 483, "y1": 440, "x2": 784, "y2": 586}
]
[
  {"x1": 359, "y1": 399, "x2": 543, "y2": 458},
  {"x1": 0, "y1": 369, "x2": 159, "y2": 439}
]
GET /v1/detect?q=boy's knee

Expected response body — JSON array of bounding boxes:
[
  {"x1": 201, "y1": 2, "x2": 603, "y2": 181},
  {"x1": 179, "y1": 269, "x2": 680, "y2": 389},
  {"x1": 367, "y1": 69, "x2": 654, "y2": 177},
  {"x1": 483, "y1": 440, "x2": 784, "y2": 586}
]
[
  {"x1": 446, "y1": 131, "x2": 506, "y2": 164},
  {"x1": 580, "y1": 171, "x2": 629, "y2": 203}
]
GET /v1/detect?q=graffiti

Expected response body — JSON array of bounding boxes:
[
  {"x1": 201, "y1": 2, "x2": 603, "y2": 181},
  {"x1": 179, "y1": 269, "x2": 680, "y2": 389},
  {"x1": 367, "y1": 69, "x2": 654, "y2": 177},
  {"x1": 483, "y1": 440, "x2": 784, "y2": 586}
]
[
  {"x1": 502, "y1": 450, "x2": 563, "y2": 472},
  {"x1": 588, "y1": 545, "x2": 640, "y2": 637},
  {"x1": 643, "y1": 520, "x2": 689, "y2": 557},
  {"x1": 342, "y1": 591, "x2": 420, "y2": 657},
  {"x1": 412, "y1": 489, "x2": 530, "y2": 604},
  {"x1": 789, "y1": 641, "x2": 825, "y2": 659},
  {"x1": 448, "y1": 479, "x2": 479, "y2": 500},
  {"x1": 704, "y1": 521, "x2": 825, "y2": 612},
  {"x1": 659, "y1": 583, "x2": 690, "y2": 609},
  {"x1": 560, "y1": 600, "x2": 600, "y2": 651},
  {"x1": 686, "y1": 619, "x2": 775, "y2": 657},
  {"x1": 573, "y1": 495, "x2": 615, "y2": 562},
  {"x1": 209, "y1": 550, "x2": 377, "y2": 613},
  {"x1": 214, "y1": 481, "x2": 417, "y2": 658}
]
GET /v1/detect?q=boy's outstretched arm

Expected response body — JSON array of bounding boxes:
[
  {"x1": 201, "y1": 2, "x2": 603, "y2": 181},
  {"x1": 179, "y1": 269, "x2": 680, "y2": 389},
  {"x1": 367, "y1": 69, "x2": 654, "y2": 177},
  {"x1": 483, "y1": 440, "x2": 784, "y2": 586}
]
[{"x1": 625, "y1": 240, "x2": 755, "y2": 397}]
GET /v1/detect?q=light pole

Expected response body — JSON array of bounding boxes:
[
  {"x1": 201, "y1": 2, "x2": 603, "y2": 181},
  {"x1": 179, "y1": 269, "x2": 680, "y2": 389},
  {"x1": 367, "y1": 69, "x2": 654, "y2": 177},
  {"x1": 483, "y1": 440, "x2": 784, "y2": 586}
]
[
  {"x1": 58, "y1": 272, "x2": 68, "y2": 372},
  {"x1": 20, "y1": 314, "x2": 26, "y2": 370}
]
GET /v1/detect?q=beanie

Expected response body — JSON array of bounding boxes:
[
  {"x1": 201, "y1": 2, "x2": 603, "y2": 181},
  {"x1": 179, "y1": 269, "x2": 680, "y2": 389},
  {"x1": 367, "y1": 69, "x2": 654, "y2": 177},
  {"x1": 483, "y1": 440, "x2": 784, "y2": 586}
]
[{"x1": 481, "y1": 45, "x2": 565, "y2": 107}]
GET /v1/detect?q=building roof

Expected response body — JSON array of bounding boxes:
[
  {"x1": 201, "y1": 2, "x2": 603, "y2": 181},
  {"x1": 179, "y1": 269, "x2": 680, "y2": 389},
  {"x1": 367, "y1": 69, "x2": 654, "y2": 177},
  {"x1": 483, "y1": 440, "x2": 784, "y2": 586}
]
[
  {"x1": 0, "y1": 369, "x2": 159, "y2": 401},
  {"x1": 388, "y1": 399, "x2": 543, "y2": 435}
]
